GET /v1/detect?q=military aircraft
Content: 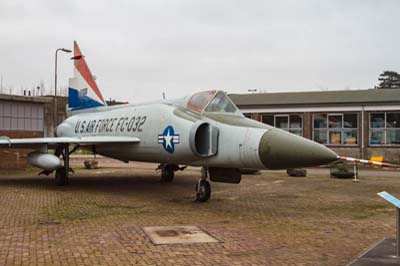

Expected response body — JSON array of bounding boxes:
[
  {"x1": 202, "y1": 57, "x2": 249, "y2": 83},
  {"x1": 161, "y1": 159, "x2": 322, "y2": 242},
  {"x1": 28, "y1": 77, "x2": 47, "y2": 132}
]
[{"x1": 0, "y1": 41, "x2": 350, "y2": 202}]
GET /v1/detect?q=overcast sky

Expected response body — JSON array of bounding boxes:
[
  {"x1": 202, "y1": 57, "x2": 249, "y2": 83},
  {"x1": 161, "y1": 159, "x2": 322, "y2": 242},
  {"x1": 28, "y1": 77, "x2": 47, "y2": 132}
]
[{"x1": 0, "y1": 0, "x2": 399, "y2": 103}]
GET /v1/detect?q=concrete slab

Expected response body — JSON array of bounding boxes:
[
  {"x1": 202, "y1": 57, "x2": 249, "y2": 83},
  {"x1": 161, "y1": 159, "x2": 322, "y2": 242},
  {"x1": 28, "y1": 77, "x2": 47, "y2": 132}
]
[
  {"x1": 348, "y1": 238, "x2": 400, "y2": 266},
  {"x1": 142, "y1": 225, "x2": 220, "y2": 245}
]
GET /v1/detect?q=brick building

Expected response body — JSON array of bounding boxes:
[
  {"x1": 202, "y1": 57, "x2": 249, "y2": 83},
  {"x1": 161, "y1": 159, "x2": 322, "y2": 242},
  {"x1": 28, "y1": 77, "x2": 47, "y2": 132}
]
[
  {"x1": 0, "y1": 93, "x2": 121, "y2": 169},
  {"x1": 0, "y1": 94, "x2": 67, "y2": 169},
  {"x1": 230, "y1": 88, "x2": 400, "y2": 163}
]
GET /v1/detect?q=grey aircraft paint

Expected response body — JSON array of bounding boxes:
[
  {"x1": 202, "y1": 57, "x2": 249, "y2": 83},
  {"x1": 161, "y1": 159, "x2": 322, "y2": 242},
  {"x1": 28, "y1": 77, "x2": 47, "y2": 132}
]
[{"x1": 56, "y1": 96, "x2": 337, "y2": 170}]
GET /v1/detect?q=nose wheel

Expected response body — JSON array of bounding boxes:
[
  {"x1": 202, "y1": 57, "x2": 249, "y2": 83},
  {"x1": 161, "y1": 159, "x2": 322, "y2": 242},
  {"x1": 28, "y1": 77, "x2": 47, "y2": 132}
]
[
  {"x1": 196, "y1": 179, "x2": 211, "y2": 202},
  {"x1": 195, "y1": 167, "x2": 211, "y2": 202}
]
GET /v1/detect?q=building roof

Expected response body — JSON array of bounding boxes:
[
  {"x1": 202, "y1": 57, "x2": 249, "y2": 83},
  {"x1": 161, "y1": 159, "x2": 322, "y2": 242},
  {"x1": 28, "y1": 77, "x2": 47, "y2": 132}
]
[
  {"x1": 0, "y1": 94, "x2": 52, "y2": 104},
  {"x1": 229, "y1": 88, "x2": 400, "y2": 107}
]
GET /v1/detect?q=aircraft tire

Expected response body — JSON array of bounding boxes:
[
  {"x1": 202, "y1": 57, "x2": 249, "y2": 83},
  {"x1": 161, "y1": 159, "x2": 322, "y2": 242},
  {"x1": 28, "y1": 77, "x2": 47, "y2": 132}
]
[
  {"x1": 196, "y1": 180, "x2": 211, "y2": 202},
  {"x1": 55, "y1": 167, "x2": 67, "y2": 186},
  {"x1": 161, "y1": 166, "x2": 174, "y2": 183}
]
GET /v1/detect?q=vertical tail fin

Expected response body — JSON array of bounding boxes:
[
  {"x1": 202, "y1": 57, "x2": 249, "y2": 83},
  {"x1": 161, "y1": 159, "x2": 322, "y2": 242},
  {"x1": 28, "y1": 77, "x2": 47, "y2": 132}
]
[{"x1": 68, "y1": 41, "x2": 107, "y2": 111}]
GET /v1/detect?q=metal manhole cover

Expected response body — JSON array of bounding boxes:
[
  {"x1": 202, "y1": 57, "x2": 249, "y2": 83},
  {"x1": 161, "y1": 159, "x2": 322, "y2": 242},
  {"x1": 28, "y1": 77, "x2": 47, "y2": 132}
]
[{"x1": 142, "y1": 225, "x2": 220, "y2": 245}]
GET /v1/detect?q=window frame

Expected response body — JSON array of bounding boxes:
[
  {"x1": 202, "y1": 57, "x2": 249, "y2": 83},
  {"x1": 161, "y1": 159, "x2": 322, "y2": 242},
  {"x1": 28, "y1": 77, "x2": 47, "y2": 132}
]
[
  {"x1": 312, "y1": 112, "x2": 359, "y2": 146},
  {"x1": 274, "y1": 114, "x2": 289, "y2": 130},
  {"x1": 262, "y1": 113, "x2": 303, "y2": 136},
  {"x1": 369, "y1": 112, "x2": 400, "y2": 146},
  {"x1": 0, "y1": 101, "x2": 44, "y2": 132},
  {"x1": 288, "y1": 114, "x2": 303, "y2": 136}
]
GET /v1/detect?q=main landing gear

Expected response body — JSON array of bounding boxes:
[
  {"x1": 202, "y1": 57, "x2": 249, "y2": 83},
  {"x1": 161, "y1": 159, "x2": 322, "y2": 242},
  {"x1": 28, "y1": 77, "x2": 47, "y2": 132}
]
[
  {"x1": 54, "y1": 144, "x2": 75, "y2": 186},
  {"x1": 196, "y1": 167, "x2": 211, "y2": 202},
  {"x1": 157, "y1": 164, "x2": 187, "y2": 183}
]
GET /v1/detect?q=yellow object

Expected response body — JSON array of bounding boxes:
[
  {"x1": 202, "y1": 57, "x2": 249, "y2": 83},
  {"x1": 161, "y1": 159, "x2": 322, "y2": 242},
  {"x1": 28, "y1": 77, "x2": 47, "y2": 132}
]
[
  {"x1": 345, "y1": 137, "x2": 356, "y2": 144},
  {"x1": 331, "y1": 133, "x2": 341, "y2": 144},
  {"x1": 370, "y1": 156, "x2": 383, "y2": 168}
]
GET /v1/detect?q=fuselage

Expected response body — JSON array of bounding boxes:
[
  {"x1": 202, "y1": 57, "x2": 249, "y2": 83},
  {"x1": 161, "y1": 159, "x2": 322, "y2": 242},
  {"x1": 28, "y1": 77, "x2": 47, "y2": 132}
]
[{"x1": 56, "y1": 101, "x2": 338, "y2": 170}]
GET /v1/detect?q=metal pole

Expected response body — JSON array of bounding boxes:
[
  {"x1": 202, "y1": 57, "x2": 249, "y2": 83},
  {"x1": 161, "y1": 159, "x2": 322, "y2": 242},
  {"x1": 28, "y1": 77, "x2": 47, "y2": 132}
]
[
  {"x1": 361, "y1": 105, "x2": 365, "y2": 159},
  {"x1": 353, "y1": 163, "x2": 359, "y2": 182},
  {"x1": 54, "y1": 48, "x2": 72, "y2": 129},
  {"x1": 54, "y1": 49, "x2": 59, "y2": 127},
  {"x1": 65, "y1": 144, "x2": 69, "y2": 184},
  {"x1": 397, "y1": 207, "x2": 400, "y2": 257}
]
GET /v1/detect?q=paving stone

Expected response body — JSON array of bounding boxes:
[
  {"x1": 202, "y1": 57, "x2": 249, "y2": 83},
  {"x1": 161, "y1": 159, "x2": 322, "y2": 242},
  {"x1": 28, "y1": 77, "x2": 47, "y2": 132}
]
[{"x1": 0, "y1": 160, "x2": 398, "y2": 265}]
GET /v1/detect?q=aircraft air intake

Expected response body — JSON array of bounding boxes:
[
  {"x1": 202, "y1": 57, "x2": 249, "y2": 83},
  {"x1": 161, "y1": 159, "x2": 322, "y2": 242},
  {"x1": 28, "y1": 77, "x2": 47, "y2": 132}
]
[{"x1": 189, "y1": 121, "x2": 219, "y2": 157}]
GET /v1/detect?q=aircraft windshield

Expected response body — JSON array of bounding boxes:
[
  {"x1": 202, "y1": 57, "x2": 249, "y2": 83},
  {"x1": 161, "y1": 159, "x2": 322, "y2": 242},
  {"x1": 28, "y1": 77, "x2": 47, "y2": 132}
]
[
  {"x1": 177, "y1": 90, "x2": 241, "y2": 115},
  {"x1": 204, "y1": 91, "x2": 238, "y2": 113},
  {"x1": 187, "y1": 90, "x2": 216, "y2": 112},
  {"x1": 183, "y1": 90, "x2": 240, "y2": 113}
]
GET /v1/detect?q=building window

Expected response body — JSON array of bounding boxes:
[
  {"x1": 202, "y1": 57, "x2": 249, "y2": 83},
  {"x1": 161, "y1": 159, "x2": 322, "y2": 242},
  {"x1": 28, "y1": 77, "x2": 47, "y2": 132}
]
[
  {"x1": 261, "y1": 114, "x2": 274, "y2": 126},
  {"x1": 313, "y1": 113, "x2": 358, "y2": 145},
  {"x1": 370, "y1": 112, "x2": 400, "y2": 145},
  {"x1": 0, "y1": 101, "x2": 44, "y2": 132},
  {"x1": 261, "y1": 114, "x2": 303, "y2": 136}
]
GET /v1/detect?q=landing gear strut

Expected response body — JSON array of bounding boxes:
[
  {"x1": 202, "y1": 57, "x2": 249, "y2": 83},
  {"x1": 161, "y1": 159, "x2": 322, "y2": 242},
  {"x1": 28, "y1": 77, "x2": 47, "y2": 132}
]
[
  {"x1": 55, "y1": 167, "x2": 68, "y2": 186},
  {"x1": 54, "y1": 144, "x2": 70, "y2": 186},
  {"x1": 196, "y1": 167, "x2": 211, "y2": 202},
  {"x1": 161, "y1": 165, "x2": 174, "y2": 182},
  {"x1": 158, "y1": 164, "x2": 187, "y2": 183}
]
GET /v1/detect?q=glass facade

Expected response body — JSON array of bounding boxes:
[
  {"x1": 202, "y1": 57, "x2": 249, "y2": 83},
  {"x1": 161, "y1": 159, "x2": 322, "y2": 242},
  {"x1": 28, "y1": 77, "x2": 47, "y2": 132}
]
[
  {"x1": 313, "y1": 113, "x2": 358, "y2": 145},
  {"x1": 370, "y1": 112, "x2": 400, "y2": 145},
  {"x1": 258, "y1": 111, "x2": 400, "y2": 146},
  {"x1": 261, "y1": 114, "x2": 303, "y2": 136}
]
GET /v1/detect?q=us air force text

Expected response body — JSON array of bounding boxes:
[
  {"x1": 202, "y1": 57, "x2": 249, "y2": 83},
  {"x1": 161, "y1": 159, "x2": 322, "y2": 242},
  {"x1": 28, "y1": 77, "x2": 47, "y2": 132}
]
[{"x1": 75, "y1": 116, "x2": 147, "y2": 134}]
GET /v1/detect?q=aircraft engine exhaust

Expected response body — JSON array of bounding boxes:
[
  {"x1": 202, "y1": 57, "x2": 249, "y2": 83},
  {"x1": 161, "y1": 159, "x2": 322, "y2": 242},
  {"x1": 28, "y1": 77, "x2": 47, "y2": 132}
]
[{"x1": 27, "y1": 151, "x2": 61, "y2": 171}]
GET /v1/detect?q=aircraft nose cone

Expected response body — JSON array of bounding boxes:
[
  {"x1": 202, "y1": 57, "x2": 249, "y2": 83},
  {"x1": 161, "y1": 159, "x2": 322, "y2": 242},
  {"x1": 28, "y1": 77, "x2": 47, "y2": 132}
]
[{"x1": 258, "y1": 129, "x2": 338, "y2": 169}]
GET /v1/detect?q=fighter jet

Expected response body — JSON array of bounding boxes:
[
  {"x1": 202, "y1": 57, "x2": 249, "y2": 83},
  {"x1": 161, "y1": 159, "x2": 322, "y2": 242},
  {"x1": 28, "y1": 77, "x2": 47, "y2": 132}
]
[{"x1": 0, "y1": 41, "x2": 341, "y2": 202}]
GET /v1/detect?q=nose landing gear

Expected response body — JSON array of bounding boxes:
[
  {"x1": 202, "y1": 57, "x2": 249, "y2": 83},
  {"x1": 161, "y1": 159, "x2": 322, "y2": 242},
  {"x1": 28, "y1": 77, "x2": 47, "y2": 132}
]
[
  {"x1": 157, "y1": 164, "x2": 212, "y2": 202},
  {"x1": 196, "y1": 167, "x2": 211, "y2": 202}
]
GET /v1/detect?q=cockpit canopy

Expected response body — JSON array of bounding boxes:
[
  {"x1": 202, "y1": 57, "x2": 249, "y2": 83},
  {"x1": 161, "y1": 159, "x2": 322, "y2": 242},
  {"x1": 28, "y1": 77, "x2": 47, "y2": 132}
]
[{"x1": 171, "y1": 90, "x2": 242, "y2": 115}]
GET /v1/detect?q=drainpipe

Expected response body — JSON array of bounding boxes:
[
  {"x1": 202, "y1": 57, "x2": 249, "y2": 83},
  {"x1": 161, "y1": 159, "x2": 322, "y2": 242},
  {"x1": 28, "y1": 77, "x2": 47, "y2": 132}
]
[{"x1": 361, "y1": 105, "x2": 365, "y2": 159}]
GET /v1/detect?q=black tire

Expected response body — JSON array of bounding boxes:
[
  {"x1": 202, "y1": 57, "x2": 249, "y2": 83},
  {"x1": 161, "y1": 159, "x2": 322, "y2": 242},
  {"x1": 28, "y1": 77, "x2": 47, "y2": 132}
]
[
  {"x1": 196, "y1": 180, "x2": 211, "y2": 202},
  {"x1": 161, "y1": 166, "x2": 174, "y2": 183},
  {"x1": 55, "y1": 167, "x2": 67, "y2": 186}
]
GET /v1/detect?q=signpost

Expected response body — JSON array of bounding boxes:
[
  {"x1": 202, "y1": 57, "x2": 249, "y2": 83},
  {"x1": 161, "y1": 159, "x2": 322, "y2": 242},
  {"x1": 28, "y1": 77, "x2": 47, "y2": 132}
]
[
  {"x1": 377, "y1": 191, "x2": 400, "y2": 257},
  {"x1": 353, "y1": 163, "x2": 359, "y2": 182}
]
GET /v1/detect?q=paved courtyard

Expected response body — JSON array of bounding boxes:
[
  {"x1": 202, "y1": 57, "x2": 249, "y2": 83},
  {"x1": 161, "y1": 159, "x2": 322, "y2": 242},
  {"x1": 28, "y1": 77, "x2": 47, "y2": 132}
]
[{"x1": 0, "y1": 158, "x2": 399, "y2": 266}]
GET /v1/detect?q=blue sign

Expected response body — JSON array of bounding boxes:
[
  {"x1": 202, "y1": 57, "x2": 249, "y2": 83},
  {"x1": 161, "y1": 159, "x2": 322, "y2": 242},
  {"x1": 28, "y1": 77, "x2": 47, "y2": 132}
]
[
  {"x1": 378, "y1": 191, "x2": 400, "y2": 208},
  {"x1": 158, "y1": 125, "x2": 180, "y2": 154}
]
